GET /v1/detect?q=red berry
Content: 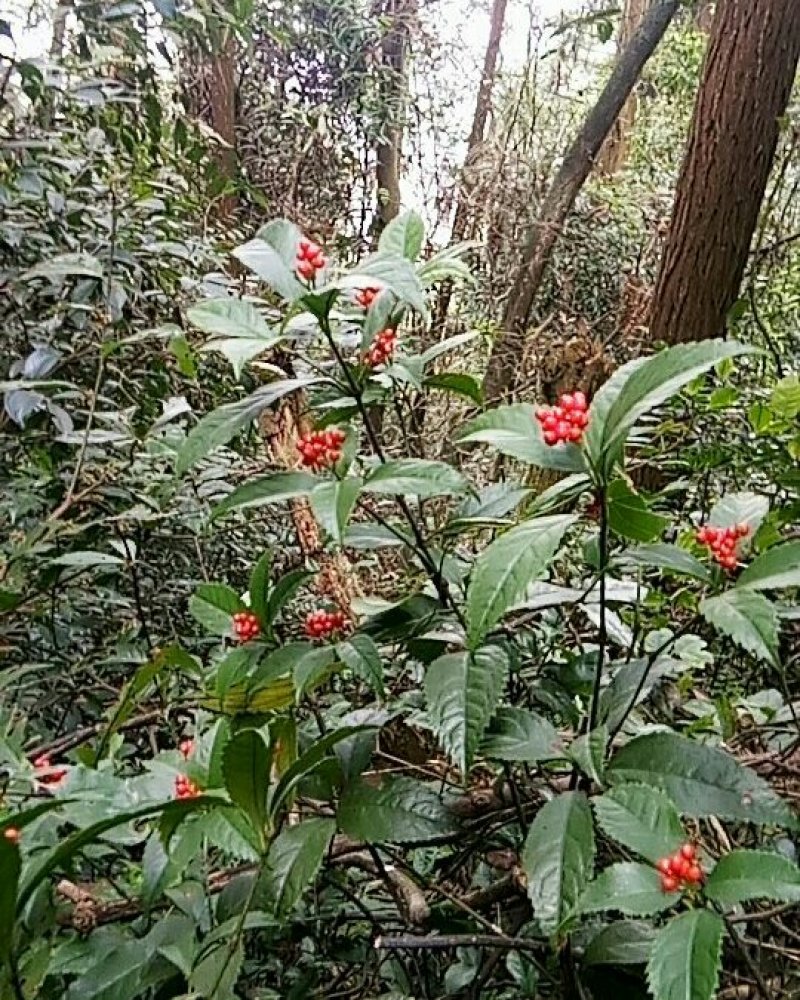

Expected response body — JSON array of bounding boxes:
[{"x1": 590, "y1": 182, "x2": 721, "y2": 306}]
[
  {"x1": 656, "y1": 858, "x2": 671, "y2": 874},
  {"x1": 3, "y1": 827, "x2": 20, "y2": 844},
  {"x1": 680, "y1": 843, "x2": 695, "y2": 860},
  {"x1": 686, "y1": 865, "x2": 702, "y2": 883},
  {"x1": 661, "y1": 875, "x2": 679, "y2": 893},
  {"x1": 233, "y1": 610, "x2": 260, "y2": 643},
  {"x1": 33, "y1": 754, "x2": 50, "y2": 770}
]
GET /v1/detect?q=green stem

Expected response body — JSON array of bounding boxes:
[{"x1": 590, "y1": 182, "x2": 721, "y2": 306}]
[{"x1": 586, "y1": 486, "x2": 608, "y2": 734}]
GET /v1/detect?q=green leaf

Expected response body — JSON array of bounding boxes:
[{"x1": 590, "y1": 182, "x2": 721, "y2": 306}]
[
  {"x1": 233, "y1": 219, "x2": 306, "y2": 301},
  {"x1": 213, "y1": 471, "x2": 318, "y2": 518},
  {"x1": 200, "y1": 337, "x2": 283, "y2": 379},
  {"x1": 457, "y1": 404, "x2": 586, "y2": 473},
  {"x1": 49, "y1": 551, "x2": 124, "y2": 569},
  {"x1": 480, "y1": 707, "x2": 564, "y2": 762},
  {"x1": 363, "y1": 459, "x2": 468, "y2": 498},
  {"x1": 336, "y1": 634, "x2": 385, "y2": 697},
  {"x1": 420, "y1": 332, "x2": 477, "y2": 366},
  {"x1": 771, "y1": 374, "x2": 800, "y2": 418},
  {"x1": 583, "y1": 920, "x2": 656, "y2": 966},
  {"x1": 264, "y1": 818, "x2": 335, "y2": 915},
  {"x1": 646, "y1": 910, "x2": 724, "y2": 1000},
  {"x1": 704, "y1": 849, "x2": 800, "y2": 907},
  {"x1": 586, "y1": 340, "x2": 755, "y2": 470},
  {"x1": 338, "y1": 776, "x2": 457, "y2": 844},
  {"x1": 580, "y1": 862, "x2": 677, "y2": 916},
  {"x1": 248, "y1": 551, "x2": 271, "y2": 624},
  {"x1": 310, "y1": 477, "x2": 362, "y2": 544},
  {"x1": 700, "y1": 590, "x2": 779, "y2": 666},
  {"x1": 529, "y1": 473, "x2": 592, "y2": 515},
  {"x1": 424, "y1": 372, "x2": 483, "y2": 405},
  {"x1": 265, "y1": 568, "x2": 312, "y2": 626},
  {"x1": 708, "y1": 491, "x2": 769, "y2": 534},
  {"x1": 353, "y1": 253, "x2": 427, "y2": 315},
  {"x1": 22, "y1": 252, "x2": 103, "y2": 281},
  {"x1": 0, "y1": 837, "x2": 20, "y2": 964},
  {"x1": 425, "y1": 646, "x2": 509, "y2": 774},
  {"x1": 593, "y1": 784, "x2": 683, "y2": 862},
  {"x1": 599, "y1": 657, "x2": 679, "y2": 731},
  {"x1": 465, "y1": 514, "x2": 575, "y2": 647},
  {"x1": 344, "y1": 523, "x2": 408, "y2": 549},
  {"x1": 569, "y1": 726, "x2": 608, "y2": 786},
  {"x1": 417, "y1": 245, "x2": 474, "y2": 288},
  {"x1": 189, "y1": 583, "x2": 244, "y2": 635},
  {"x1": 378, "y1": 209, "x2": 425, "y2": 260},
  {"x1": 521, "y1": 791, "x2": 595, "y2": 936},
  {"x1": 607, "y1": 480, "x2": 669, "y2": 543},
  {"x1": 176, "y1": 377, "x2": 317, "y2": 475},
  {"x1": 737, "y1": 541, "x2": 800, "y2": 592},
  {"x1": 187, "y1": 297, "x2": 274, "y2": 340},
  {"x1": 607, "y1": 732, "x2": 797, "y2": 828},
  {"x1": 617, "y1": 543, "x2": 711, "y2": 582},
  {"x1": 223, "y1": 729, "x2": 271, "y2": 845}
]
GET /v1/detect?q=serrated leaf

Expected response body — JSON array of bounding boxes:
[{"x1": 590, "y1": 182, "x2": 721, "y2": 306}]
[
  {"x1": 189, "y1": 583, "x2": 244, "y2": 635},
  {"x1": 338, "y1": 776, "x2": 457, "y2": 844},
  {"x1": 465, "y1": 515, "x2": 574, "y2": 647},
  {"x1": 593, "y1": 784, "x2": 683, "y2": 862},
  {"x1": 570, "y1": 726, "x2": 608, "y2": 786},
  {"x1": 264, "y1": 818, "x2": 335, "y2": 915},
  {"x1": 457, "y1": 404, "x2": 586, "y2": 473},
  {"x1": 586, "y1": 340, "x2": 755, "y2": 470},
  {"x1": 521, "y1": 791, "x2": 595, "y2": 936},
  {"x1": 223, "y1": 729, "x2": 271, "y2": 844},
  {"x1": 213, "y1": 471, "x2": 318, "y2": 518},
  {"x1": 617, "y1": 544, "x2": 710, "y2": 582},
  {"x1": 310, "y1": 477, "x2": 362, "y2": 543},
  {"x1": 480, "y1": 707, "x2": 564, "y2": 762},
  {"x1": 700, "y1": 590, "x2": 779, "y2": 666},
  {"x1": 646, "y1": 910, "x2": 723, "y2": 1000},
  {"x1": 737, "y1": 541, "x2": 800, "y2": 592},
  {"x1": 201, "y1": 676, "x2": 295, "y2": 715},
  {"x1": 599, "y1": 657, "x2": 680, "y2": 731},
  {"x1": 176, "y1": 377, "x2": 317, "y2": 475},
  {"x1": 607, "y1": 480, "x2": 669, "y2": 543},
  {"x1": 425, "y1": 646, "x2": 509, "y2": 773},
  {"x1": 580, "y1": 862, "x2": 677, "y2": 916},
  {"x1": 378, "y1": 209, "x2": 425, "y2": 260},
  {"x1": 607, "y1": 732, "x2": 797, "y2": 828},
  {"x1": 704, "y1": 849, "x2": 800, "y2": 907},
  {"x1": 336, "y1": 634, "x2": 384, "y2": 697},
  {"x1": 584, "y1": 920, "x2": 656, "y2": 966},
  {"x1": 363, "y1": 459, "x2": 468, "y2": 498}
]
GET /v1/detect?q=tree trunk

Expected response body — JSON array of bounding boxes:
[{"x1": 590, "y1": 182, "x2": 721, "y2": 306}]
[
  {"x1": 597, "y1": 0, "x2": 651, "y2": 175},
  {"x1": 649, "y1": 0, "x2": 800, "y2": 347},
  {"x1": 209, "y1": 34, "x2": 238, "y2": 219},
  {"x1": 692, "y1": 1, "x2": 715, "y2": 32},
  {"x1": 431, "y1": 0, "x2": 508, "y2": 332},
  {"x1": 483, "y1": 0, "x2": 679, "y2": 403},
  {"x1": 374, "y1": 0, "x2": 415, "y2": 232}
]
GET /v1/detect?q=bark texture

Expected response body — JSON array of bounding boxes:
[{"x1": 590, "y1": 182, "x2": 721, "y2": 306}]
[
  {"x1": 649, "y1": 0, "x2": 800, "y2": 346},
  {"x1": 483, "y1": 0, "x2": 679, "y2": 402},
  {"x1": 597, "y1": 0, "x2": 651, "y2": 175},
  {"x1": 208, "y1": 35, "x2": 238, "y2": 219}
]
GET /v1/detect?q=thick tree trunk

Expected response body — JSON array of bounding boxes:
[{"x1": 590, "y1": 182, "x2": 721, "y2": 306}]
[
  {"x1": 649, "y1": 0, "x2": 800, "y2": 347},
  {"x1": 374, "y1": 0, "x2": 415, "y2": 232},
  {"x1": 483, "y1": 0, "x2": 679, "y2": 402},
  {"x1": 431, "y1": 0, "x2": 508, "y2": 332},
  {"x1": 597, "y1": 0, "x2": 651, "y2": 175}
]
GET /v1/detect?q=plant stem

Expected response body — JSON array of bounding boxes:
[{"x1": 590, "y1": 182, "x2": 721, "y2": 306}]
[{"x1": 586, "y1": 486, "x2": 608, "y2": 734}]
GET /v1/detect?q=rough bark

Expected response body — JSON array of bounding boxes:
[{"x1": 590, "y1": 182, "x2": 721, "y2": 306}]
[
  {"x1": 432, "y1": 0, "x2": 508, "y2": 332},
  {"x1": 597, "y1": 0, "x2": 651, "y2": 175},
  {"x1": 208, "y1": 34, "x2": 238, "y2": 219},
  {"x1": 483, "y1": 0, "x2": 679, "y2": 402},
  {"x1": 649, "y1": 0, "x2": 800, "y2": 347},
  {"x1": 374, "y1": 0, "x2": 415, "y2": 232}
]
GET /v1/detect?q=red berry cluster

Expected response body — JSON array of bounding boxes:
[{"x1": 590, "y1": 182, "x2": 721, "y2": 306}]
[
  {"x1": 174, "y1": 775, "x2": 200, "y2": 800},
  {"x1": 295, "y1": 239, "x2": 327, "y2": 282},
  {"x1": 365, "y1": 328, "x2": 397, "y2": 368},
  {"x1": 179, "y1": 738, "x2": 195, "y2": 759},
  {"x1": 297, "y1": 428, "x2": 346, "y2": 470},
  {"x1": 656, "y1": 843, "x2": 703, "y2": 893},
  {"x1": 535, "y1": 391, "x2": 590, "y2": 445},
  {"x1": 3, "y1": 827, "x2": 20, "y2": 845},
  {"x1": 232, "y1": 610, "x2": 261, "y2": 643},
  {"x1": 696, "y1": 522, "x2": 749, "y2": 571},
  {"x1": 355, "y1": 285, "x2": 380, "y2": 309},
  {"x1": 33, "y1": 754, "x2": 67, "y2": 787},
  {"x1": 304, "y1": 608, "x2": 347, "y2": 641}
]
